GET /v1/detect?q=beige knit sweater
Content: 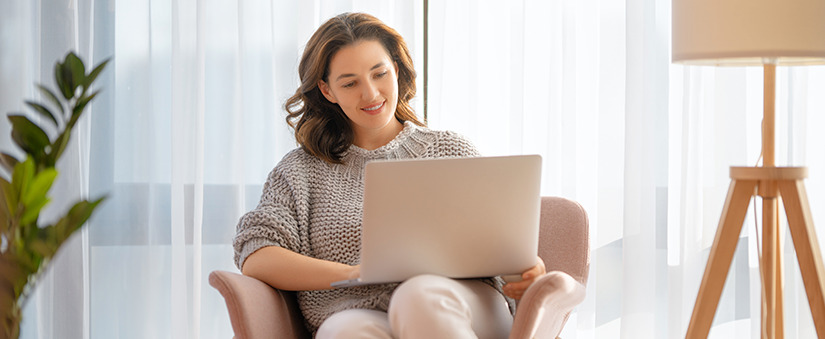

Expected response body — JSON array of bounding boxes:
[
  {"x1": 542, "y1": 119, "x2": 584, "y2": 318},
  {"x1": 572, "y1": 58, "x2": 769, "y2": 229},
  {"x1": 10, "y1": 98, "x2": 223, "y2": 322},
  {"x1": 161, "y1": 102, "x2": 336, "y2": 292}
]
[{"x1": 233, "y1": 121, "x2": 512, "y2": 333}]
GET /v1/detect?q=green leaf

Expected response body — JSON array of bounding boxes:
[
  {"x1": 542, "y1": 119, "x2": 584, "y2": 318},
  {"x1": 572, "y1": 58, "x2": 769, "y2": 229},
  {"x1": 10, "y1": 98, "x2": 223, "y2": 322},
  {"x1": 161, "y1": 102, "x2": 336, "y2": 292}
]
[
  {"x1": 69, "y1": 90, "x2": 99, "y2": 126},
  {"x1": 11, "y1": 158, "x2": 34, "y2": 204},
  {"x1": 20, "y1": 196, "x2": 49, "y2": 226},
  {"x1": 0, "y1": 182, "x2": 9, "y2": 234},
  {"x1": 84, "y1": 58, "x2": 110, "y2": 88},
  {"x1": 21, "y1": 168, "x2": 56, "y2": 207},
  {"x1": 25, "y1": 101, "x2": 59, "y2": 127},
  {"x1": 49, "y1": 131, "x2": 71, "y2": 166},
  {"x1": 65, "y1": 53, "x2": 85, "y2": 96},
  {"x1": 53, "y1": 197, "x2": 105, "y2": 242},
  {"x1": 36, "y1": 84, "x2": 65, "y2": 116},
  {"x1": 13, "y1": 248, "x2": 38, "y2": 277},
  {"x1": 28, "y1": 238, "x2": 54, "y2": 259},
  {"x1": 54, "y1": 62, "x2": 71, "y2": 100},
  {"x1": 0, "y1": 152, "x2": 19, "y2": 174},
  {"x1": 0, "y1": 177, "x2": 16, "y2": 218},
  {"x1": 8, "y1": 115, "x2": 51, "y2": 158},
  {"x1": 60, "y1": 62, "x2": 76, "y2": 100}
]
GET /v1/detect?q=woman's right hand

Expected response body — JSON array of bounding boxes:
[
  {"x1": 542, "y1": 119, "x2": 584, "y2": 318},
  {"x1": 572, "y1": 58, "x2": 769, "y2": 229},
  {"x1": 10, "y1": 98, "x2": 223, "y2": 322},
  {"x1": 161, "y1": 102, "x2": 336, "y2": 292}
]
[{"x1": 502, "y1": 256, "x2": 546, "y2": 300}]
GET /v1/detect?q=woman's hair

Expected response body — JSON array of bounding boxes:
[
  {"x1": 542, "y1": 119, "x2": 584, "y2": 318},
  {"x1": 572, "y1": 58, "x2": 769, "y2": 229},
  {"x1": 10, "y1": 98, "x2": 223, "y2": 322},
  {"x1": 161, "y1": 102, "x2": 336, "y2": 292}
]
[{"x1": 284, "y1": 12, "x2": 425, "y2": 164}]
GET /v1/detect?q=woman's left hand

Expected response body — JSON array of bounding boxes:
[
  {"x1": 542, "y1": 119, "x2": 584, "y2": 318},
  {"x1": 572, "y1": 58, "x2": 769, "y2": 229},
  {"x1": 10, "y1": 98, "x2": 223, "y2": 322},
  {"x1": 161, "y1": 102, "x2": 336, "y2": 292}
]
[{"x1": 502, "y1": 256, "x2": 546, "y2": 300}]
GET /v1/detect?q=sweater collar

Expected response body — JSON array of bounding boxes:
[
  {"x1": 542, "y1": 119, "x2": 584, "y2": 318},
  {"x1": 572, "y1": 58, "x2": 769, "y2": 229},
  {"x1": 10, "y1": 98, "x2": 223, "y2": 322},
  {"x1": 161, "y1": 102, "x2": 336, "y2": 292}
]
[
  {"x1": 343, "y1": 120, "x2": 418, "y2": 160},
  {"x1": 336, "y1": 121, "x2": 435, "y2": 177}
]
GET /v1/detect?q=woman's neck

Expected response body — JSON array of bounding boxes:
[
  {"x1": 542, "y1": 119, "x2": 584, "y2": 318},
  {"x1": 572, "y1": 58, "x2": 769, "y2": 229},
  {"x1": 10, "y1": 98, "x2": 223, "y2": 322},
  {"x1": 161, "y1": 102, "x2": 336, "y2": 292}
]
[{"x1": 352, "y1": 119, "x2": 404, "y2": 150}]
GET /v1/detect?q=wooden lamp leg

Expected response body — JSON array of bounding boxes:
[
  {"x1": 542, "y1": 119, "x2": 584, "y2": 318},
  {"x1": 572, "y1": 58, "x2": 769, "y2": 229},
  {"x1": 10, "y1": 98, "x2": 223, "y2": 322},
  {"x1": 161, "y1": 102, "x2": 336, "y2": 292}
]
[
  {"x1": 775, "y1": 204, "x2": 785, "y2": 339},
  {"x1": 763, "y1": 195, "x2": 778, "y2": 338},
  {"x1": 778, "y1": 179, "x2": 825, "y2": 337},
  {"x1": 686, "y1": 179, "x2": 758, "y2": 339}
]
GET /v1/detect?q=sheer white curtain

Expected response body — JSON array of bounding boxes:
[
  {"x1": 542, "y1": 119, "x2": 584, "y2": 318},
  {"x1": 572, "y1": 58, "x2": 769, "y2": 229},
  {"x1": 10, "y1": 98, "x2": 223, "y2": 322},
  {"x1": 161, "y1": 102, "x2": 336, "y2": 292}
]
[
  {"x1": 428, "y1": 0, "x2": 825, "y2": 338},
  {"x1": 1, "y1": 1, "x2": 421, "y2": 338}
]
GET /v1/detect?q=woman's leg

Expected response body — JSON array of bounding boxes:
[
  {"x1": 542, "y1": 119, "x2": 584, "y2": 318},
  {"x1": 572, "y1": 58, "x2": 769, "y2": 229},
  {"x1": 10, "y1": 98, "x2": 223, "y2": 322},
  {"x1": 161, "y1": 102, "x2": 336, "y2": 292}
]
[
  {"x1": 316, "y1": 309, "x2": 393, "y2": 339},
  {"x1": 388, "y1": 274, "x2": 512, "y2": 339}
]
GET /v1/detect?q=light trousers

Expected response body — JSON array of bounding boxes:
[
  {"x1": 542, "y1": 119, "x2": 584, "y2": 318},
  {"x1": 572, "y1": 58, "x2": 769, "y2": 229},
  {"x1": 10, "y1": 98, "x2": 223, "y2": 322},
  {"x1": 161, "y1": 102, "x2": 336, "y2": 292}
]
[{"x1": 316, "y1": 274, "x2": 513, "y2": 339}]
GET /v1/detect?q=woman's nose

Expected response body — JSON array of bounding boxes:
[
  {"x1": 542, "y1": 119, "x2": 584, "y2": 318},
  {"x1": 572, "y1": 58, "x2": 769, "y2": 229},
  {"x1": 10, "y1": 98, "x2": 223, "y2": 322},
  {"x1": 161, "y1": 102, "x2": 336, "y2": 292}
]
[{"x1": 362, "y1": 81, "x2": 380, "y2": 100}]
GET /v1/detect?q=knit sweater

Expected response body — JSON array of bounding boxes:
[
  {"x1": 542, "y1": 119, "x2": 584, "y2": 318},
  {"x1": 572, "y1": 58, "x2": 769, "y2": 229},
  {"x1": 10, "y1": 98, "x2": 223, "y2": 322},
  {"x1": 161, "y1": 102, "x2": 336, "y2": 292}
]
[{"x1": 233, "y1": 121, "x2": 514, "y2": 333}]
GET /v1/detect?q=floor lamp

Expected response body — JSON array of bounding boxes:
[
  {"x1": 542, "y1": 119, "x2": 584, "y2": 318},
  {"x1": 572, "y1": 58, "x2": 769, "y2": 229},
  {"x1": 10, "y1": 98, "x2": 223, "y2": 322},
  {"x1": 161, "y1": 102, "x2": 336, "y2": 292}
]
[{"x1": 672, "y1": 1, "x2": 825, "y2": 338}]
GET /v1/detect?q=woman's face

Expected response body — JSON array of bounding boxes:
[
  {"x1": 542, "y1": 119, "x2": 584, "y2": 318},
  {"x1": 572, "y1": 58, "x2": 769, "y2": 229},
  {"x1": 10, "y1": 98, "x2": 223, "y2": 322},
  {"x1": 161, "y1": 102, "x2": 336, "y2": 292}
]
[{"x1": 318, "y1": 39, "x2": 401, "y2": 147}]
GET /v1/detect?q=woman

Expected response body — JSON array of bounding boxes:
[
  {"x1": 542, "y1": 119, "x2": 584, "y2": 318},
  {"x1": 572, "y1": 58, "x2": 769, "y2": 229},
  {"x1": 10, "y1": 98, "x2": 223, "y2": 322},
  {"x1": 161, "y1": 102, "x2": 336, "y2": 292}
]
[{"x1": 233, "y1": 12, "x2": 545, "y2": 338}]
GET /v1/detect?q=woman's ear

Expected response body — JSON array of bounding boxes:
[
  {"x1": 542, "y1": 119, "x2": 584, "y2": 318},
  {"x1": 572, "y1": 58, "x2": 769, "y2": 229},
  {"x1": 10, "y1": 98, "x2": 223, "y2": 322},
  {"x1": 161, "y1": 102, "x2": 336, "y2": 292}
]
[{"x1": 318, "y1": 80, "x2": 338, "y2": 103}]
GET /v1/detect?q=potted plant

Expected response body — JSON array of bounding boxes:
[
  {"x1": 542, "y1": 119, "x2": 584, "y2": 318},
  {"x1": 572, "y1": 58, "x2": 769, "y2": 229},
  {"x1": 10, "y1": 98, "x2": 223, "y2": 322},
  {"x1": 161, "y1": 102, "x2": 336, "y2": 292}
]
[{"x1": 0, "y1": 52, "x2": 108, "y2": 339}]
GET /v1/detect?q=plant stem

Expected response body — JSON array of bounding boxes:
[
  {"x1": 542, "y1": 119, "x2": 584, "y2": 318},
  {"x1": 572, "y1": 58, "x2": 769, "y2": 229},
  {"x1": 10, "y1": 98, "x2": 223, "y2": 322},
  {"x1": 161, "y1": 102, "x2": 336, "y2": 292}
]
[{"x1": 1, "y1": 252, "x2": 22, "y2": 339}]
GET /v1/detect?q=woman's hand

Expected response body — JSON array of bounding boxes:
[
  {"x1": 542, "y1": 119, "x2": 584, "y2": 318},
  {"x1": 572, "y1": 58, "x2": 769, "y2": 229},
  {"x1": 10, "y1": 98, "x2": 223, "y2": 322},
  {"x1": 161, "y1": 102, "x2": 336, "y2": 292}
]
[{"x1": 502, "y1": 257, "x2": 546, "y2": 300}]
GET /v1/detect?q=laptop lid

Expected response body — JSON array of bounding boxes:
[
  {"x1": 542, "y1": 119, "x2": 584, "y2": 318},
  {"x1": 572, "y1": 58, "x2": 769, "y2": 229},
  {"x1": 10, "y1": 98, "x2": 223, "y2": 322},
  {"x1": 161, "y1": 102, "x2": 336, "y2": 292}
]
[{"x1": 354, "y1": 154, "x2": 542, "y2": 285}]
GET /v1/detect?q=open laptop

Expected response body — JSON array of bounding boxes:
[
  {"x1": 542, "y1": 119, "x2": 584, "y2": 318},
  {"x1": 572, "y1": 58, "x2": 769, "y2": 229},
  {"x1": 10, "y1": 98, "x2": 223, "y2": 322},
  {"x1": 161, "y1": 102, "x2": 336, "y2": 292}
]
[{"x1": 331, "y1": 154, "x2": 542, "y2": 288}]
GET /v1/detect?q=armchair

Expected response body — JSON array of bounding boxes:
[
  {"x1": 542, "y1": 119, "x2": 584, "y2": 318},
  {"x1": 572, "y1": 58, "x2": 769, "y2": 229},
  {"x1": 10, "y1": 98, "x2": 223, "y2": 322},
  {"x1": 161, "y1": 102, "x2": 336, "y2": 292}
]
[{"x1": 210, "y1": 196, "x2": 590, "y2": 339}]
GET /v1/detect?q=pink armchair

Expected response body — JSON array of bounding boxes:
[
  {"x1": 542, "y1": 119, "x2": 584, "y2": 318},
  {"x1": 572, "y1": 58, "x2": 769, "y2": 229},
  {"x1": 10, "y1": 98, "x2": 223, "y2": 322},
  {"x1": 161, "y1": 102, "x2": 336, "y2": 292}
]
[{"x1": 210, "y1": 196, "x2": 590, "y2": 339}]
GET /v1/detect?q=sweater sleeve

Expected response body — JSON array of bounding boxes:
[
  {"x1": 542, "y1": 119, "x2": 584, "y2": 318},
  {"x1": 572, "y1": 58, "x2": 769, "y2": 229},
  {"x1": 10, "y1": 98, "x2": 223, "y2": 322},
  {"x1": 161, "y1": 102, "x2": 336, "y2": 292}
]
[{"x1": 233, "y1": 159, "x2": 307, "y2": 270}]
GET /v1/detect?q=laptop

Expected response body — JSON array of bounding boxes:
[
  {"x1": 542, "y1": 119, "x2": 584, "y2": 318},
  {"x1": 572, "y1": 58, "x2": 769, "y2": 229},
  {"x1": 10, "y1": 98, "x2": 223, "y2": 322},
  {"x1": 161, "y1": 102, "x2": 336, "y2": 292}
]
[{"x1": 331, "y1": 154, "x2": 542, "y2": 288}]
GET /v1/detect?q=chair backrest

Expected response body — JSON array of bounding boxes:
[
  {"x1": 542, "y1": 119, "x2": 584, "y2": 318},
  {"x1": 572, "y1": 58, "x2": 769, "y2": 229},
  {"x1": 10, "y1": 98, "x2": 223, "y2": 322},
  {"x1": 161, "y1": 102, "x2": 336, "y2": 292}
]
[{"x1": 537, "y1": 196, "x2": 590, "y2": 285}]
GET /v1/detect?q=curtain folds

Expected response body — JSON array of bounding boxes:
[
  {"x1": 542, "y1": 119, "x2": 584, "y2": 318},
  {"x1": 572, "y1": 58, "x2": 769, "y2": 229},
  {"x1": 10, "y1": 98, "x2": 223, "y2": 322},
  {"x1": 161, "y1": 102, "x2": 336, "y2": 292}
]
[{"x1": 1, "y1": 0, "x2": 824, "y2": 338}]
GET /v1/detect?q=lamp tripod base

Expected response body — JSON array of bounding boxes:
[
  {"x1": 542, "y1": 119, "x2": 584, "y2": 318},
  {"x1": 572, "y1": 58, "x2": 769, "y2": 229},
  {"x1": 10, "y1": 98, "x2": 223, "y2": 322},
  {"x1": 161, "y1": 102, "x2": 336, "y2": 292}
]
[{"x1": 685, "y1": 166, "x2": 825, "y2": 338}]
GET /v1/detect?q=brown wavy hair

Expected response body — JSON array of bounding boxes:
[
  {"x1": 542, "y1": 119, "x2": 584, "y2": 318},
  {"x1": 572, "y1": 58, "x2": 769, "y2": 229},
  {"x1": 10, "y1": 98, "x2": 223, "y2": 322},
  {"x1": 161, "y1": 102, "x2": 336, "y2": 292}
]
[{"x1": 284, "y1": 12, "x2": 425, "y2": 164}]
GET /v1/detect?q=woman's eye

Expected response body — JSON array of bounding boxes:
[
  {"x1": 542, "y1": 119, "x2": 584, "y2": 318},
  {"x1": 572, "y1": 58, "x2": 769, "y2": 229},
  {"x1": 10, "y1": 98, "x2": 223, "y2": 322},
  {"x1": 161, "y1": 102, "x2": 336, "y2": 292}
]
[
  {"x1": 375, "y1": 71, "x2": 388, "y2": 79},
  {"x1": 342, "y1": 81, "x2": 355, "y2": 88}
]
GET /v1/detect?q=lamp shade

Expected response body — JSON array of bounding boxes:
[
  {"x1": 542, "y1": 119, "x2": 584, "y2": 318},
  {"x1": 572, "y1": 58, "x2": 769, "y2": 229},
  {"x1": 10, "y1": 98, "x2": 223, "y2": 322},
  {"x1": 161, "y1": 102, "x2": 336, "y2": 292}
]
[{"x1": 672, "y1": 0, "x2": 825, "y2": 66}]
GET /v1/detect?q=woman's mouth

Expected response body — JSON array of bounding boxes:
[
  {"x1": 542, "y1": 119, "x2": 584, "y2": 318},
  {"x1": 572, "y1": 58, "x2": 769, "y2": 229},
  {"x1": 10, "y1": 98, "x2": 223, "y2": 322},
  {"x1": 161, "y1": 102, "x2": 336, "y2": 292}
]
[{"x1": 362, "y1": 101, "x2": 385, "y2": 114}]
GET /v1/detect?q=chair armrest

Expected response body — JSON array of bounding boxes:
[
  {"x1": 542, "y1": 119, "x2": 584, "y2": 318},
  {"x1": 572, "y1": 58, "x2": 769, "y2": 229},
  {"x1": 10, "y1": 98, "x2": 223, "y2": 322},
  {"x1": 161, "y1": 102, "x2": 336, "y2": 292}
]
[
  {"x1": 208, "y1": 270, "x2": 310, "y2": 339},
  {"x1": 508, "y1": 271, "x2": 586, "y2": 339}
]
